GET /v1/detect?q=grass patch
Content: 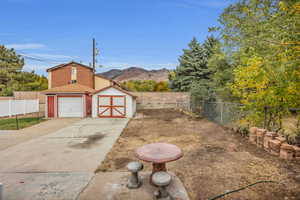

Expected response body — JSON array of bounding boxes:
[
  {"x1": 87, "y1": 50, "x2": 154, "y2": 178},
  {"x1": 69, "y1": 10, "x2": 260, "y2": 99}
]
[{"x1": 0, "y1": 117, "x2": 46, "y2": 130}]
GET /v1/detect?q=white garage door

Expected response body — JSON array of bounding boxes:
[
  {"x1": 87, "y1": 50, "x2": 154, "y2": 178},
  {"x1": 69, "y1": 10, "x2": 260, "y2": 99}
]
[{"x1": 58, "y1": 97, "x2": 83, "y2": 117}]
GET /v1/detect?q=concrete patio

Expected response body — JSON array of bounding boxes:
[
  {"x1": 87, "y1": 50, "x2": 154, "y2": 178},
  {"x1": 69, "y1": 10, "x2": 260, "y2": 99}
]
[
  {"x1": 78, "y1": 172, "x2": 189, "y2": 200},
  {"x1": 0, "y1": 118, "x2": 129, "y2": 200}
]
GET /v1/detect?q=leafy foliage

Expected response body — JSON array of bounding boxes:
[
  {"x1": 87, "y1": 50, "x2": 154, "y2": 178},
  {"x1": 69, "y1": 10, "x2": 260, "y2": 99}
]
[
  {"x1": 0, "y1": 45, "x2": 48, "y2": 96},
  {"x1": 216, "y1": 0, "x2": 300, "y2": 142},
  {"x1": 172, "y1": 0, "x2": 300, "y2": 143},
  {"x1": 121, "y1": 80, "x2": 170, "y2": 92}
]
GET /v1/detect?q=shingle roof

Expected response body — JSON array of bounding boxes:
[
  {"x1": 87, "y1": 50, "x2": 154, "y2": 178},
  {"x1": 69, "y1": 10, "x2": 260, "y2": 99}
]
[
  {"x1": 42, "y1": 83, "x2": 96, "y2": 94},
  {"x1": 92, "y1": 85, "x2": 137, "y2": 98},
  {"x1": 46, "y1": 61, "x2": 93, "y2": 72}
]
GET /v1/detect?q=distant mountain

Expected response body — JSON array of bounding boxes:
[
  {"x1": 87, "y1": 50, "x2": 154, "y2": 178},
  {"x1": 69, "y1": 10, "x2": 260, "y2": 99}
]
[
  {"x1": 99, "y1": 69, "x2": 123, "y2": 79},
  {"x1": 98, "y1": 67, "x2": 170, "y2": 82}
]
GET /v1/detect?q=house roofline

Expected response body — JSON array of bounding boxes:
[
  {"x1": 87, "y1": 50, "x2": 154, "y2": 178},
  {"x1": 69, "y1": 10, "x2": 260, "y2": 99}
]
[
  {"x1": 43, "y1": 92, "x2": 92, "y2": 95},
  {"x1": 94, "y1": 74, "x2": 121, "y2": 87},
  {"x1": 46, "y1": 61, "x2": 93, "y2": 72}
]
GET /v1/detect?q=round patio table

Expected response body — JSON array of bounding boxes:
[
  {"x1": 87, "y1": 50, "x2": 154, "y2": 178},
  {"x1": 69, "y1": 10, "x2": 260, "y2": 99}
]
[{"x1": 135, "y1": 143, "x2": 183, "y2": 183}]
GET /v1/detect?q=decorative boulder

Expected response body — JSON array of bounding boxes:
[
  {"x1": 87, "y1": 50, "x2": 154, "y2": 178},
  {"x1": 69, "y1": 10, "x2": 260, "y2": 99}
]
[
  {"x1": 264, "y1": 132, "x2": 277, "y2": 152},
  {"x1": 276, "y1": 136, "x2": 287, "y2": 143},
  {"x1": 293, "y1": 146, "x2": 300, "y2": 160},
  {"x1": 249, "y1": 127, "x2": 258, "y2": 144},
  {"x1": 268, "y1": 139, "x2": 282, "y2": 156},
  {"x1": 256, "y1": 128, "x2": 267, "y2": 148},
  {"x1": 280, "y1": 143, "x2": 295, "y2": 160}
]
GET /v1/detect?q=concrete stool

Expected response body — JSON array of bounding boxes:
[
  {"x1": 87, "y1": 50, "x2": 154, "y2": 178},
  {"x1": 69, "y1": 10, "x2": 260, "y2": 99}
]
[
  {"x1": 152, "y1": 171, "x2": 173, "y2": 200},
  {"x1": 127, "y1": 161, "x2": 143, "y2": 189}
]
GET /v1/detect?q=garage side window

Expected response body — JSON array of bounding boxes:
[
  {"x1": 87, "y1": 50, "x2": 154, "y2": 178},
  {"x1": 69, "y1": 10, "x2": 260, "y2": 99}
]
[{"x1": 71, "y1": 67, "x2": 77, "y2": 83}]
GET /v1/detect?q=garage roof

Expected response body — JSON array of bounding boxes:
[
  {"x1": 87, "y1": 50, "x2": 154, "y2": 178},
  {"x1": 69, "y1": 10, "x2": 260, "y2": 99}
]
[{"x1": 42, "y1": 83, "x2": 96, "y2": 94}]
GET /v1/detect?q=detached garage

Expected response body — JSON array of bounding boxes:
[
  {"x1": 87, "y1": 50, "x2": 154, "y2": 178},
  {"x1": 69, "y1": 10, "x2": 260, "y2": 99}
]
[
  {"x1": 43, "y1": 84, "x2": 95, "y2": 118},
  {"x1": 92, "y1": 86, "x2": 137, "y2": 118}
]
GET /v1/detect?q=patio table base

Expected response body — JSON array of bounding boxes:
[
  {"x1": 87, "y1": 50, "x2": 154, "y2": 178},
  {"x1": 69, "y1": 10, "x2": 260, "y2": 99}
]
[{"x1": 150, "y1": 163, "x2": 167, "y2": 185}]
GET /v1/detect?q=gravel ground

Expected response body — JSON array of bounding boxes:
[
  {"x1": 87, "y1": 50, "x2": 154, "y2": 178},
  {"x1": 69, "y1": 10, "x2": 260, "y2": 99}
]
[{"x1": 97, "y1": 109, "x2": 300, "y2": 200}]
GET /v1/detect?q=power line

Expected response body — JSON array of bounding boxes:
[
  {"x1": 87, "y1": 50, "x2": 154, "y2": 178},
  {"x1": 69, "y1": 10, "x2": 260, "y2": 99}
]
[{"x1": 19, "y1": 54, "x2": 66, "y2": 64}]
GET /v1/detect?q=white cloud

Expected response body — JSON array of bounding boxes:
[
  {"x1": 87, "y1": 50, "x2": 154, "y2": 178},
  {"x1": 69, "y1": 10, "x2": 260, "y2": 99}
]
[{"x1": 5, "y1": 43, "x2": 45, "y2": 50}]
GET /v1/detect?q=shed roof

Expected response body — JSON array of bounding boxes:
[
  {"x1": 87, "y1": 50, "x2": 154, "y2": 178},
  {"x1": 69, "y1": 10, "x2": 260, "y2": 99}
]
[
  {"x1": 93, "y1": 85, "x2": 137, "y2": 98},
  {"x1": 42, "y1": 83, "x2": 96, "y2": 94}
]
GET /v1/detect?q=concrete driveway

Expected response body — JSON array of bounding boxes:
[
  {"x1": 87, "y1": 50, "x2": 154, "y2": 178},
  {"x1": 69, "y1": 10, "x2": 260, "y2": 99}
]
[{"x1": 0, "y1": 118, "x2": 129, "y2": 200}]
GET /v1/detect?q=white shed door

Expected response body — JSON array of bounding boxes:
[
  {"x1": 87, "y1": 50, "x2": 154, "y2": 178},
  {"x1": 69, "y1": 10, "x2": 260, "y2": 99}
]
[{"x1": 58, "y1": 97, "x2": 83, "y2": 117}]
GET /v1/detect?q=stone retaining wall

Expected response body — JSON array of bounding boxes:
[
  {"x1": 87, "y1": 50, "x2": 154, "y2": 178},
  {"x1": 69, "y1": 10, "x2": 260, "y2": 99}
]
[{"x1": 249, "y1": 127, "x2": 300, "y2": 160}]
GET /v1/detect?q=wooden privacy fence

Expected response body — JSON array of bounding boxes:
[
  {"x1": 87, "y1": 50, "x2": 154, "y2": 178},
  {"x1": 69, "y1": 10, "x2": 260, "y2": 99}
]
[
  {"x1": 132, "y1": 92, "x2": 191, "y2": 109},
  {"x1": 0, "y1": 99, "x2": 39, "y2": 117}
]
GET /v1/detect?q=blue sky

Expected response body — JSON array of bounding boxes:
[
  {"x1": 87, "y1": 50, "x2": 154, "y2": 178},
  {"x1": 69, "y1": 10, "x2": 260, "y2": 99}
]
[{"x1": 1, "y1": 0, "x2": 233, "y2": 75}]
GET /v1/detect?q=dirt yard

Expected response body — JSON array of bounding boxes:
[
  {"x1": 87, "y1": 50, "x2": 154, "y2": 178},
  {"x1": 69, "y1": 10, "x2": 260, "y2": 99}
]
[{"x1": 97, "y1": 109, "x2": 300, "y2": 200}]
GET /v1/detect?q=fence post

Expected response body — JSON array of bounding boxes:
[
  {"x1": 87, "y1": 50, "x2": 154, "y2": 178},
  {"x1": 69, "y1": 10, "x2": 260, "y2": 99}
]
[
  {"x1": 37, "y1": 99, "x2": 40, "y2": 119},
  {"x1": 23, "y1": 100, "x2": 26, "y2": 115},
  {"x1": 15, "y1": 115, "x2": 19, "y2": 130}
]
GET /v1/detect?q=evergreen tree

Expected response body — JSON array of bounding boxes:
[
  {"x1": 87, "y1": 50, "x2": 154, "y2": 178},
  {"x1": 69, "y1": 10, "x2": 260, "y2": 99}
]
[
  {"x1": 0, "y1": 45, "x2": 48, "y2": 96},
  {"x1": 0, "y1": 45, "x2": 24, "y2": 94},
  {"x1": 170, "y1": 37, "x2": 218, "y2": 97},
  {"x1": 207, "y1": 41, "x2": 235, "y2": 101}
]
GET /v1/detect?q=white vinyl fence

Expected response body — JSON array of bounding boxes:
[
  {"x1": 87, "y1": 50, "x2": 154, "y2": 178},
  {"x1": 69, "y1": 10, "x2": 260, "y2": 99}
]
[{"x1": 0, "y1": 99, "x2": 39, "y2": 117}]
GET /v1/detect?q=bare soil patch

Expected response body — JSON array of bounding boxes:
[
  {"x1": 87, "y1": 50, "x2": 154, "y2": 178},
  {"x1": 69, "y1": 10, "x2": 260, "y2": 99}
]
[{"x1": 97, "y1": 109, "x2": 300, "y2": 200}]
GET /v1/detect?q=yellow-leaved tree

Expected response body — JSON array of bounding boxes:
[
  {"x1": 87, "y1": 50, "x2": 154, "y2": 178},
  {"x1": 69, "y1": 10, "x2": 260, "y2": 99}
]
[{"x1": 219, "y1": 0, "x2": 300, "y2": 143}]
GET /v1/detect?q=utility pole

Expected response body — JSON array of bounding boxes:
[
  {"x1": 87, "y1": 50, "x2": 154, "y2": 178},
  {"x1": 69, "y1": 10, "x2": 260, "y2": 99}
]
[
  {"x1": 92, "y1": 38, "x2": 96, "y2": 89},
  {"x1": 92, "y1": 38, "x2": 96, "y2": 73},
  {"x1": 92, "y1": 38, "x2": 100, "y2": 89}
]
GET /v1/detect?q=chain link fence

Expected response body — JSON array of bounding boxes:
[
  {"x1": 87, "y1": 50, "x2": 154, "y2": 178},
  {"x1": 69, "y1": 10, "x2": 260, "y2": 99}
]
[
  {"x1": 176, "y1": 99, "x2": 246, "y2": 127},
  {"x1": 200, "y1": 101, "x2": 245, "y2": 126}
]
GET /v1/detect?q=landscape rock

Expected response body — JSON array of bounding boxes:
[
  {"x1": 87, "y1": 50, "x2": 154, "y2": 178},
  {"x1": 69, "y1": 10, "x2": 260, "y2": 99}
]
[
  {"x1": 276, "y1": 136, "x2": 287, "y2": 143},
  {"x1": 293, "y1": 145, "x2": 300, "y2": 160},
  {"x1": 256, "y1": 128, "x2": 267, "y2": 148},
  {"x1": 264, "y1": 132, "x2": 275, "y2": 152},
  {"x1": 279, "y1": 143, "x2": 295, "y2": 160},
  {"x1": 249, "y1": 127, "x2": 257, "y2": 144},
  {"x1": 227, "y1": 143, "x2": 238, "y2": 152},
  {"x1": 249, "y1": 127, "x2": 257, "y2": 135},
  {"x1": 268, "y1": 139, "x2": 282, "y2": 156},
  {"x1": 294, "y1": 175, "x2": 300, "y2": 183}
]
